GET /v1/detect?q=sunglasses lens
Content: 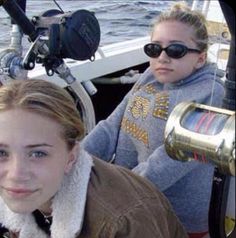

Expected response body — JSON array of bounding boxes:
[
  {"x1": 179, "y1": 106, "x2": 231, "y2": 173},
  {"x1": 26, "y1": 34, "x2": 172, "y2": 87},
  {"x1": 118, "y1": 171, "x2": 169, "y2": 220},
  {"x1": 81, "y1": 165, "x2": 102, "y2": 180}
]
[
  {"x1": 166, "y1": 44, "x2": 187, "y2": 59},
  {"x1": 144, "y1": 43, "x2": 191, "y2": 59},
  {"x1": 144, "y1": 43, "x2": 162, "y2": 58}
]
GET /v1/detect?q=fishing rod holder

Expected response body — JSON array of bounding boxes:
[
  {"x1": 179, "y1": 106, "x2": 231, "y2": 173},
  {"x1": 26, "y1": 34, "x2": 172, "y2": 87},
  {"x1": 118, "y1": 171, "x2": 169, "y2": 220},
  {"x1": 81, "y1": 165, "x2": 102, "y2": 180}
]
[
  {"x1": 0, "y1": 48, "x2": 28, "y2": 82},
  {"x1": 0, "y1": 0, "x2": 100, "y2": 76},
  {"x1": 164, "y1": 101, "x2": 235, "y2": 176}
]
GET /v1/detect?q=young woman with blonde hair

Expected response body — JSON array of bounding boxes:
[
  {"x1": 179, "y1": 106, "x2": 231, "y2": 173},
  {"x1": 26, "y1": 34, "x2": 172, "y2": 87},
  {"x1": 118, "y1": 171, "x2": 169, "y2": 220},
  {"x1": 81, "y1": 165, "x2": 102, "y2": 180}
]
[
  {"x1": 83, "y1": 2, "x2": 225, "y2": 237},
  {"x1": 0, "y1": 79, "x2": 187, "y2": 238}
]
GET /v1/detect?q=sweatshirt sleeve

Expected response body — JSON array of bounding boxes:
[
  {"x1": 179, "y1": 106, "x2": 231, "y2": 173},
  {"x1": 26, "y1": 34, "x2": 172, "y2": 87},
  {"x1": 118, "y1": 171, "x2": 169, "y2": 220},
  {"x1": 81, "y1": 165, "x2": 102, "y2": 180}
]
[
  {"x1": 82, "y1": 91, "x2": 131, "y2": 162},
  {"x1": 133, "y1": 145, "x2": 201, "y2": 191}
]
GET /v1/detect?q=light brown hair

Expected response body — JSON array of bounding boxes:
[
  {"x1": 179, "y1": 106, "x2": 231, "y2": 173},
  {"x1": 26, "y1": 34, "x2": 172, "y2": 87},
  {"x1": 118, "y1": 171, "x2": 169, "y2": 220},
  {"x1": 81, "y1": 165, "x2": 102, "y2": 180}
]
[
  {"x1": 151, "y1": 2, "x2": 209, "y2": 52},
  {"x1": 0, "y1": 80, "x2": 85, "y2": 150}
]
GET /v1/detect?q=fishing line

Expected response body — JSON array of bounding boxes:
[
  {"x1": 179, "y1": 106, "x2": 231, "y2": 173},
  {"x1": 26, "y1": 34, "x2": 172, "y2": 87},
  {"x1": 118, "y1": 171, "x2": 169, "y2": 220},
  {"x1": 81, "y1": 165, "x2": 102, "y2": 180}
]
[
  {"x1": 209, "y1": 13, "x2": 228, "y2": 107},
  {"x1": 52, "y1": 0, "x2": 64, "y2": 13}
]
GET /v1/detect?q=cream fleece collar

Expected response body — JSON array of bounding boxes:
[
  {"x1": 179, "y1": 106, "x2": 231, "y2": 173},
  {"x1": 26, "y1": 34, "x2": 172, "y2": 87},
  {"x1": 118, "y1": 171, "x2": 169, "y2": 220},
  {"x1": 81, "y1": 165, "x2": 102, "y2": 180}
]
[{"x1": 0, "y1": 149, "x2": 93, "y2": 238}]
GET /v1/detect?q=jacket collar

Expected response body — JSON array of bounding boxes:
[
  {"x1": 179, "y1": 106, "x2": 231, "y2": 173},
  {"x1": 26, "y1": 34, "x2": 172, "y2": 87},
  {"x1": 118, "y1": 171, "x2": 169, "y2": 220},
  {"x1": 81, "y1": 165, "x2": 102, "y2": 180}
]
[{"x1": 0, "y1": 149, "x2": 93, "y2": 238}]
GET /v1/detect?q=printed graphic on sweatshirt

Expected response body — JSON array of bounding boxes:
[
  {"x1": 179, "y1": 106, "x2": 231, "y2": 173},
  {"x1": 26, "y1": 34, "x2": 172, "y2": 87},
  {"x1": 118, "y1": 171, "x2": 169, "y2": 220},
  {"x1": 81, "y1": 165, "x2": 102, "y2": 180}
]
[
  {"x1": 121, "y1": 117, "x2": 149, "y2": 146},
  {"x1": 132, "y1": 84, "x2": 157, "y2": 94},
  {"x1": 129, "y1": 96, "x2": 150, "y2": 119},
  {"x1": 128, "y1": 91, "x2": 169, "y2": 121},
  {"x1": 122, "y1": 89, "x2": 169, "y2": 147},
  {"x1": 153, "y1": 91, "x2": 169, "y2": 120}
]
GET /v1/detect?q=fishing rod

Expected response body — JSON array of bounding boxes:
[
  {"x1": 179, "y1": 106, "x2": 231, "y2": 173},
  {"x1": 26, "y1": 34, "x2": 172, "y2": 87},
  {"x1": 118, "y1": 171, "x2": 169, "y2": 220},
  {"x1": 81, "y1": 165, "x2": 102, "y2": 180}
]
[
  {"x1": 0, "y1": 0, "x2": 101, "y2": 132},
  {"x1": 0, "y1": 0, "x2": 37, "y2": 41}
]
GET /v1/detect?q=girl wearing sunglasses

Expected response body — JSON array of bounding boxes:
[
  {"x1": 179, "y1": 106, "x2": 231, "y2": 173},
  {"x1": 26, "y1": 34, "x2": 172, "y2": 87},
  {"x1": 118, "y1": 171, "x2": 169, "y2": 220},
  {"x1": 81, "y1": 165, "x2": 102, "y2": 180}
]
[{"x1": 83, "y1": 2, "x2": 225, "y2": 238}]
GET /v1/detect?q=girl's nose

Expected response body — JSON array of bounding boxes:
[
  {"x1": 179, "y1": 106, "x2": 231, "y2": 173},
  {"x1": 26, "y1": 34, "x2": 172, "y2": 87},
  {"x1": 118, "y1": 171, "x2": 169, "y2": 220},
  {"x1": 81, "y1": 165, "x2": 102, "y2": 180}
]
[
  {"x1": 8, "y1": 155, "x2": 31, "y2": 181},
  {"x1": 157, "y1": 50, "x2": 171, "y2": 63}
]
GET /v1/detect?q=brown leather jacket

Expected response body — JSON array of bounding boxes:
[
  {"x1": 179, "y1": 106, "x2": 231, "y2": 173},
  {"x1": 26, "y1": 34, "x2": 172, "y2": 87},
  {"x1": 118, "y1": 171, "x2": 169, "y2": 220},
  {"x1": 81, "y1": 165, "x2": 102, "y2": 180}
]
[
  {"x1": 0, "y1": 152, "x2": 187, "y2": 238},
  {"x1": 79, "y1": 158, "x2": 187, "y2": 238}
]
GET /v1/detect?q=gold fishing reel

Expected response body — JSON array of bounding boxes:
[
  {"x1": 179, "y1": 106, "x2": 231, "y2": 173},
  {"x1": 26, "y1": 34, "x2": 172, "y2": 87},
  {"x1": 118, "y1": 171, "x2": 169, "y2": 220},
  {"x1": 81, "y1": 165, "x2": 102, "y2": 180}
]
[{"x1": 164, "y1": 102, "x2": 235, "y2": 176}]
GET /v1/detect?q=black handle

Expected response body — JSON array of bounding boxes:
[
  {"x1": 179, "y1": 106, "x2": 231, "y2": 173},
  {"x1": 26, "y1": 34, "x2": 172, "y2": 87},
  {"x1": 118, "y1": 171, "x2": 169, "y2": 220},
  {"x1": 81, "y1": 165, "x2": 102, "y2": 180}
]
[{"x1": 0, "y1": 0, "x2": 37, "y2": 41}]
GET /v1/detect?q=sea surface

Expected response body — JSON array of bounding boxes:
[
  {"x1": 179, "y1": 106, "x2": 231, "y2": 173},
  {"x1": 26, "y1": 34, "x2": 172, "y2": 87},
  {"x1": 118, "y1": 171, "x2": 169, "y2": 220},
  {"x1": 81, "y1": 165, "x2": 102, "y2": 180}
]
[{"x1": 0, "y1": 0, "x2": 194, "y2": 51}]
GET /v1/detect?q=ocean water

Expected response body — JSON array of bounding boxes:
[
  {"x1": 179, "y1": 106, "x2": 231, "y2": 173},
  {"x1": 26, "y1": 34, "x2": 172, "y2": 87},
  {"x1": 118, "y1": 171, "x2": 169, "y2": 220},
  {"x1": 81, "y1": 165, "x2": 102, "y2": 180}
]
[{"x1": 0, "y1": 0, "x2": 182, "y2": 51}]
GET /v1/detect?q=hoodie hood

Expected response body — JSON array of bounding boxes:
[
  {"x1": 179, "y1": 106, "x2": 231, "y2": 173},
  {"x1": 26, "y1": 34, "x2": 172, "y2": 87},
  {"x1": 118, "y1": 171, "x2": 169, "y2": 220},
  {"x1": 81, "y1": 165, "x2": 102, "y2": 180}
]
[{"x1": 165, "y1": 63, "x2": 224, "y2": 89}]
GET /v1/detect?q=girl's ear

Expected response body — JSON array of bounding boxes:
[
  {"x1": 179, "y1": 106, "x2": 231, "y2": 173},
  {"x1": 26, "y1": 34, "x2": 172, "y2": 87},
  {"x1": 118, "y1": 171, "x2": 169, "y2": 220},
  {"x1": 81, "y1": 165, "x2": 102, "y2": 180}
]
[
  {"x1": 64, "y1": 143, "x2": 79, "y2": 174},
  {"x1": 195, "y1": 51, "x2": 207, "y2": 69}
]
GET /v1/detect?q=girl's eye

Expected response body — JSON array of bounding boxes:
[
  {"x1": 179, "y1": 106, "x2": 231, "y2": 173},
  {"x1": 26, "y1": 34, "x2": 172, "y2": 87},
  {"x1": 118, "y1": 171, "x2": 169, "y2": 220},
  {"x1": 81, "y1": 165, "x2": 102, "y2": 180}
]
[
  {"x1": 29, "y1": 151, "x2": 48, "y2": 159},
  {"x1": 0, "y1": 150, "x2": 8, "y2": 160}
]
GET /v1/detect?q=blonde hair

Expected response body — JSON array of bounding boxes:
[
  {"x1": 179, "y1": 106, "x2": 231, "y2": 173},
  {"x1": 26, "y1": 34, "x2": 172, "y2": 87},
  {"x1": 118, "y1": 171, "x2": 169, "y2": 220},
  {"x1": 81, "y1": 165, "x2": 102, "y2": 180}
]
[
  {"x1": 151, "y1": 2, "x2": 209, "y2": 52},
  {"x1": 0, "y1": 80, "x2": 85, "y2": 150}
]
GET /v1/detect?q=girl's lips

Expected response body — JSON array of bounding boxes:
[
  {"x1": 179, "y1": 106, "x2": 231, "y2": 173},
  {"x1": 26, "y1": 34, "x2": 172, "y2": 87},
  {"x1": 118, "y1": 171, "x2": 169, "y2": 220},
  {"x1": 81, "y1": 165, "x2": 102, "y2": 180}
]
[
  {"x1": 156, "y1": 68, "x2": 173, "y2": 72},
  {"x1": 4, "y1": 187, "x2": 37, "y2": 198},
  {"x1": 6, "y1": 188, "x2": 34, "y2": 193},
  {"x1": 156, "y1": 68, "x2": 173, "y2": 75}
]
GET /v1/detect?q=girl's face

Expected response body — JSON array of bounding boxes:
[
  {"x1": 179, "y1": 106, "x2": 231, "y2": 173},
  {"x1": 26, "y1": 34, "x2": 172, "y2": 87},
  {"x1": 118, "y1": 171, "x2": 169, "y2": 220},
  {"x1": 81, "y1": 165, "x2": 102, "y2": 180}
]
[
  {"x1": 0, "y1": 109, "x2": 76, "y2": 214},
  {"x1": 149, "y1": 21, "x2": 206, "y2": 84}
]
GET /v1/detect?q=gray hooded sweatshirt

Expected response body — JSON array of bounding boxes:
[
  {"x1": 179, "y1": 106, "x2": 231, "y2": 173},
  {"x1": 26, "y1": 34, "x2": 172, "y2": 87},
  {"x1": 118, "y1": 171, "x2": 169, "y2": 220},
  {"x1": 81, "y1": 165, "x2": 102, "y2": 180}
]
[{"x1": 83, "y1": 63, "x2": 225, "y2": 232}]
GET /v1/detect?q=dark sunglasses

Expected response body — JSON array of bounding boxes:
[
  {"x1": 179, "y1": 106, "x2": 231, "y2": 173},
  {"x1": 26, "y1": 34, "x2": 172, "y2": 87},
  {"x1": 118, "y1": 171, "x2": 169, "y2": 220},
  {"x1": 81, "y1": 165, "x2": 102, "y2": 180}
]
[{"x1": 144, "y1": 43, "x2": 201, "y2": 59}]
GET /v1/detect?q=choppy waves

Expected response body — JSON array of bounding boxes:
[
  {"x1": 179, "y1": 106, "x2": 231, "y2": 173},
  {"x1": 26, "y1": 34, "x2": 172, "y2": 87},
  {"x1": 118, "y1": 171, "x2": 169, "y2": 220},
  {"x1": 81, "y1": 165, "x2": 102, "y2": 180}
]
[{"x1": 0, "y1": 0, "x2": 177, "y2": 50}]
